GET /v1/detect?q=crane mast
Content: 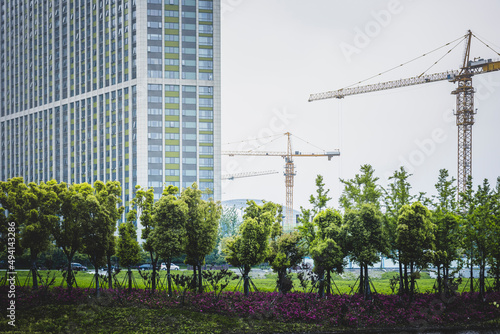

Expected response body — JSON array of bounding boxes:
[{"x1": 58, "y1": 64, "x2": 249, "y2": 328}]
[
  {"x1": 309, "y1": 30, "x2": 500, "y2": 194},
  {"x1": 223, "y1": 132, "x2": 340, "y2": 231}
]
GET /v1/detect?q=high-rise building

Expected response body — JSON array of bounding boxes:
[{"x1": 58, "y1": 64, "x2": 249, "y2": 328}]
[{"x1": 0, "y1": 0, "x2": 221, "y2": 222}]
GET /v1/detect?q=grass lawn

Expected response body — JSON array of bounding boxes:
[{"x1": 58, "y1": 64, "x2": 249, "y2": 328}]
[
  {"x1": 4, "y1": 269, "x2": 493, "y2": 295},
  {"x1": 1, "y1": 269, "x2": 499, "y2": 333}
]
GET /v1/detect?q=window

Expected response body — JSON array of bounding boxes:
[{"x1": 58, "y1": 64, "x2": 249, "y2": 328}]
[
  {"x1": 199, "y1": 86, "x2": 213, "y2": 95},
  {"x1": 165, "y1": 47, "x2": 179, "y2": 54},
  {"x1": 165, "y1": 23, "x2": 180, "y2": 30},
  {"x1": 148, "y1": 45, "x2": 162, "y2": 53},
  {"x1": 182, "y1": 11, "x2": 196, "y2": 18},
  {"x1": 183, "y1": 86, "x2": 196, "y2": 92},
  {"x1": 148, "y1": 84, "x2": 163, "y2": 91},
  {"x1": 200, "y1": 170, "x2": 213, "y2": 178},
  {"x1": 182, "y1": 36, "x2": 196, "y2": 42},
  {"x1": 147, "y1": 21, "x2": 162, "y2": 28},
  {"x1": 199, "y1": 49, "x2": 213, "y2": 58},
  {"x1": 148, "y1": 121, "x2": 162, "y2": 127},
  {"x1": 165, "y1": 97, "x2": 180, "y2": 104},
  {"x1": 148, "y1": 145, "x2": 162, "y2": 151},
  {"x1": 166, "y1": 121, "x2": 180, "y2": 128},
  {"x1": 165, "y1": 10, "x2": 179, "y2": 17},
  {"x1": 199, "y1": 13, "x2": 213, "y2": 22},
  {"x1": 199, "y1": 98, "x2": 213, "y2": 107},
  {"x1": 166, "y1": 157, "x2": 180, "y2": 164},
  {"x1": 166, "y1": 85, "x2": 180, "y2": 92},
  {"x1": 199, "y1": 1, "x2": 213, "y2": 10},
  {"x1": 165, "y1": 34, "x2": 179, "y2": 41},
  {"x1": 148, "y1": 132, "x2": 163, "y2": 139},
  {"x1": 199, "y1": 122, "x2": 213, "y2": 131},
  {"x1": 149, "y1": 157, "x2": 163, "y2": 163},
  {"x1": 200, "y1": 160, "x2": 214, "y2": 168},
  {"x1": 199, "y1": 72, "x2": 213, "y2": 80},
  {"x1": 199, "y1": 37, "x2": 213, "y2": 46},
  {"x1": 147, "y1": 9, "x2": 162, "y2": 16},
  {"x1": 199, "y1": 134, "x2": 213, "y2": 143},
  {"x1": 199, "y1": 25, "x2": 213, "y2": 34},
  {"x1": 182, "y1": 23, "x2": 196, "y2": 30},
  {"x1": 165, "y1": 145, "x2": 180, "y2": 152},
  {"x1": 183, "y1": 145, "x2": 197, "y2": 152},
  {"x1": 148, "y1": 169, "x2": 162, "y2": 175},
  {"x1": 199, "y1": 145, "x2": 214, "y2": 154}
]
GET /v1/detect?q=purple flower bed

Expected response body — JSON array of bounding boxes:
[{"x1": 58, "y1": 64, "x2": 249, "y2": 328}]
[{"x1": 5, "y1": 286, "x2": 500, "y2": 329}]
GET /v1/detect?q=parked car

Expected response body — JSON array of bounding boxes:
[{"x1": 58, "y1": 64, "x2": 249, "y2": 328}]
[
  {"x1": 138, "y1": 264, "x2": 159, "y2": 271},
  {"x1": 71, "y1": 263, "x2": 88, "y2": 271},
  {"x1": 160, "y1": 263, "x2": 179, "y2": 271}
]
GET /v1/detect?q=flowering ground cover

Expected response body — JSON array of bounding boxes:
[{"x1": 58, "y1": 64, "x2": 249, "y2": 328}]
[{"x1": 1, "y1": 286, "x2": 499, "y2": 333}]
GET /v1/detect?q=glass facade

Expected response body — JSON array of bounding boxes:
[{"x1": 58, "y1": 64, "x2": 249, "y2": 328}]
[{"x1": 0, "y1": 0, "x2": 221, "y2": 221}]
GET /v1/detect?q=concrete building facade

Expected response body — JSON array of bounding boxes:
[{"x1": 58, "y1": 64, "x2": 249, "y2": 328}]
[{"x1": 0, "y1": 0, "x2": 221, "y2": 221}]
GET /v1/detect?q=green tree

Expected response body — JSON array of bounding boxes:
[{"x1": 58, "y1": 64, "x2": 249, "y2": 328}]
[
  {"x1": 79, "y1": 182, "x2": 112, "y2": 297},
  {"x1": 383, "y1": 167, "x2": 415, "y2": 294},
  {"x1": 182, "y1": 183, "x2": 222, "y2": 293},
  {"x1": 208, "y1": 205, "x2": 241, "y2": 265},
  {"x1": 129, "y1": 185, "x2": 158, "y2": 292},
  {"x1": 339, "y1": 164, "x2": 383, "y2": 298},
  {"x1": 309, "y1": 208, "x2": 345, "y2": 297},
  {"x1": 150, "y1": 185, "x2": 188, "y2": 296},
  {"x1": 224, "y1": 200, "x2": 281, "y2": 296},
  {"x1": 344, "y1": 204, "x2": 386, "y2": 300},
  {"x1": 297, "y1": 175, "x2": 332, "y2": 252},
  {"x1": 309, "y1": 175, "x2": 332, "y2": 216},
  {"x1": 430, "y1": 169, "x2": 461, "y2": 295},
  {"x1": 396, "y1": 202, "x2": 435, "y2": 297},
  {"x1": 116, "y1": 221, "x2": 141, "y2": 292},
  {"x1": 339, "y1": 164, "x2": 382, "y2": 210},
  {"x1": 95, "y1": 181, "x2": 124, "y2": 289},
  {"x1": 460, "y1": 177, "x2": 496, "y2": 298},
  {"x1": 0, "y1": 177, "x2": 31, "y2": 268},
  {"x1": 51, "y1": 182, "x2": 86, "y2": 289},
  {"x1": 20, "y1": 181, "x2": 60, "y2": 289},
  {"x1": 489, "y1": 177, "x2": 500, "y2": 291},
  {"x1": 268, "y1": 231, "x2": 306, "y2": 294}
]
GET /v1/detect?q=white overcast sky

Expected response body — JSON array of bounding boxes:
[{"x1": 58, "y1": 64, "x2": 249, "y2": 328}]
[{"x1": 220, "y1": 0, "x2": 500, "y2": 210}]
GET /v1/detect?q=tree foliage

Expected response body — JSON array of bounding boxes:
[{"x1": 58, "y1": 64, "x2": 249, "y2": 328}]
[
  {"x1": 396, "y1": 202, "x2": 435, "y2": 297},
  {"x1": 182, "y1": 183, "x2": 222, "y2": 293},
  {"x1": 150, "y1": 185, "x2": 188, "y2": 296}
]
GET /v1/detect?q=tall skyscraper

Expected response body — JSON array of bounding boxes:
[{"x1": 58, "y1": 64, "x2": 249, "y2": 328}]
[{"x1": 0, "y1": 0, "x2": 221, "y2": 221}]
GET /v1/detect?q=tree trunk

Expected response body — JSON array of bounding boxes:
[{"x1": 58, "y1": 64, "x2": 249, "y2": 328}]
[
  {"x1": 470, "y1": 256, "x2": 474, "y2": 293},
  {"x1": 243, "y1": 265, "x2": 250, "y2": 297},
  {"x1": 404, "y1": 263, "x2": 409, "y2": 294},
  {"x1": 128, "y1": 266, "x2": 132, "y2": 293},
  {"x1": 198, "y1": 261, "x2": 203, "y2": 293},
  {"x1": 31, "y1": 256, "x2": 38, "y2": 290},
  {"x1": 326, "y1": 270, "x2": 331, "y2": 296},
  {"x1": 479, "y1": 260, "x2": 485, "y2": 299},
  {"x1": 67, "y1": 259, "x2": 73, "y2": 290},
  {"x1": 398, "y1": 253, "x2": 404, "y2": 295},
  {"x1": 409, "y1": 262, "x2": 415, "y2": 299},
  {"x1": 167, "y1": 258, "x2": 172, "y2": 297},
  {"x1": 107, "y1": 255, "x2": 113, "y2": 289},
  {"x1": 359, "y1": 266, "x2": 364, "y2": 295},
  {"x1": 364, "y1": 264, "x2": 371, "y2": 300},
  {"x1": 95, "y1": 266, "x2": 100, "y2": 297},
  {"x1": 318, "y1": 269, "x2": 325, "y2": 298},
  {"x1": 437, "y1": 265, "x2": 442, "y2": 294}
]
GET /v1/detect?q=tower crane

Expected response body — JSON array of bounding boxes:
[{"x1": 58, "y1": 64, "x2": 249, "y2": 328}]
[
  {"x1": 222, "y1": 170, "x2": 279, "y2": 181},
  {"x1": 223, "y1": 132, "x2": 340, "y2": 231},
  {"x1": 309, "y1": 30, "x2": 500, "y2": 194}
]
